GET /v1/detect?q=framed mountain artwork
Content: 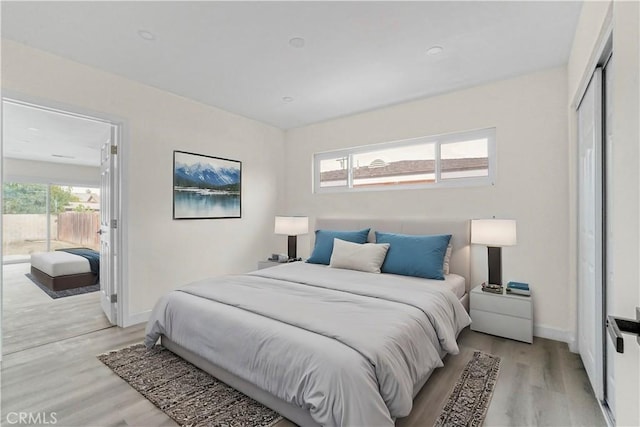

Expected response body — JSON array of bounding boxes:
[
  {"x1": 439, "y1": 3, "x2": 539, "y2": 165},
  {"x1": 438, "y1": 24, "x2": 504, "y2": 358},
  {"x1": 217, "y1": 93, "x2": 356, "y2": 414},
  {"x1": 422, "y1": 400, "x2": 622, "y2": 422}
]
[{"x1": 173, "y1": 150, "x2": 241, "y2": 219}]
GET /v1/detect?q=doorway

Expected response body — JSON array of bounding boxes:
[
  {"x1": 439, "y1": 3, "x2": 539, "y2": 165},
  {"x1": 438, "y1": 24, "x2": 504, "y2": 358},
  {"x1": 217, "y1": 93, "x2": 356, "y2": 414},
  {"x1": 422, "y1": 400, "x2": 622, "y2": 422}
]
[{"x1": 1, "y1": 98, "x2": 122, "y2": 355}]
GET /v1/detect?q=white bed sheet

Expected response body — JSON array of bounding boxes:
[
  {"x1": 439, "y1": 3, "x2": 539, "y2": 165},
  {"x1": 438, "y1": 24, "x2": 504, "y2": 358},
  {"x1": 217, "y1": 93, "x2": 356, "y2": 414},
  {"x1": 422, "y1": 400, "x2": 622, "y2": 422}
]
[
  {"x1": 343, "y1": 269, "x2": 465, "y2": 299},
  {"x1": 30, "y1": 251, "x2": 90, "y2": 276},
  {"x1": 442, "y1": 273, "x2": 466, "y2": 299}
]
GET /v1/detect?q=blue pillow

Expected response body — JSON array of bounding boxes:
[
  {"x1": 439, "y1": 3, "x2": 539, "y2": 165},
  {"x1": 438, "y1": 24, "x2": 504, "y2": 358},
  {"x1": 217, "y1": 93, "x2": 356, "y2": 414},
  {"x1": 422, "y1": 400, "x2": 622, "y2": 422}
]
[
  {"x1": 375, "y1": 232, "x2": 452, "y2": 280},
  {"x1": 306, "y1": 228, "x2": 370, "y2": 265}
]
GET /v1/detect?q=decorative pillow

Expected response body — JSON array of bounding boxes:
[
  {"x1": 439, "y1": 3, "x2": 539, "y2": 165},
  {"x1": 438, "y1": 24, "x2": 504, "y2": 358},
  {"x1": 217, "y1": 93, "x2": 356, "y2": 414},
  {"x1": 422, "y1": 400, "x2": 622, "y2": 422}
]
[
  {"x1": 375, "y1": 232, "x2": 452, "y2": 280},
  {"x1": 329, "y1": 238, "x2": 390, "y2": 273},
  {"x1": 443, "y1": 243, "x2": 453, "y2": 275},
  {"x1": 306, "y1": 228, "x2": 370, "y2": 265}
]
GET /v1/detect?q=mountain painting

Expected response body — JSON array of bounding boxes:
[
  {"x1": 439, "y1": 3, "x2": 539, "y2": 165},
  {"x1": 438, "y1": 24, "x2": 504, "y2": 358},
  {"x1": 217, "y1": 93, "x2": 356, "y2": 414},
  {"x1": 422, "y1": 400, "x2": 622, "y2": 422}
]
[{"x1": 173, "y1": 151, "x2": 241, "y2": 219}]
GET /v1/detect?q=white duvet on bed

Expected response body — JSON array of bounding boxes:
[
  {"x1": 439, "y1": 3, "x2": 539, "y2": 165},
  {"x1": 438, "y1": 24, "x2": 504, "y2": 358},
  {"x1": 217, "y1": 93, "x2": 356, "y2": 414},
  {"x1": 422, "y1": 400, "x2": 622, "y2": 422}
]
[{"x1": 145, "y1": 262, "x2": 471, "y2": 427}]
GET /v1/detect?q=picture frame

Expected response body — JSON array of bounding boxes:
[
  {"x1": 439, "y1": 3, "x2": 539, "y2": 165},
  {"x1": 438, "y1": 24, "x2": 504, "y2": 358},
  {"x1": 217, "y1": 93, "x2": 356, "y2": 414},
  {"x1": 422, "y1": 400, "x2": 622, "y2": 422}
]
[{"x1": 173, "y1": 150, "x2": 242, "y2": 219}]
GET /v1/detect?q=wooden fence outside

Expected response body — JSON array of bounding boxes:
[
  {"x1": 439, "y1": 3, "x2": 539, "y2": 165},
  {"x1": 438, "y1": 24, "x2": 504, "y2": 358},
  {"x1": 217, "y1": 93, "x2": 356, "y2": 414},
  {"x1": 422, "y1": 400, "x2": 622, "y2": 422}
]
[{"x1": 57, "y1": 212, "x2": 100, "y2": 250}]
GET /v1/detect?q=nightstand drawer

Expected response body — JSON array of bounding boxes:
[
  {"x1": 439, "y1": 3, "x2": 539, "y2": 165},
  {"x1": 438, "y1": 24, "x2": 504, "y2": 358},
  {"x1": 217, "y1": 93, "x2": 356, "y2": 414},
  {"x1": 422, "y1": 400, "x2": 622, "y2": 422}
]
[
  {"x1": 471, "y1": 292, "x2": 532, "y2": 319},
  {"x1": 470, "y1": 309, "x2": 533, "y2": 343}
]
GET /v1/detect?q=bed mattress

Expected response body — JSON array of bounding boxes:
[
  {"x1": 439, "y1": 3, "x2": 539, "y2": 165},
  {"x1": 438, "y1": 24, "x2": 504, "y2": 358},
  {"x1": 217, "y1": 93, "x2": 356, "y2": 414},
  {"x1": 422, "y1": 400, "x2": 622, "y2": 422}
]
[
  {"x1": 30, "y1": 251, "x2": 91, "y2": 277},
  {"x1": 443, "y1": 273, "x2": 466, "y2": 299}
]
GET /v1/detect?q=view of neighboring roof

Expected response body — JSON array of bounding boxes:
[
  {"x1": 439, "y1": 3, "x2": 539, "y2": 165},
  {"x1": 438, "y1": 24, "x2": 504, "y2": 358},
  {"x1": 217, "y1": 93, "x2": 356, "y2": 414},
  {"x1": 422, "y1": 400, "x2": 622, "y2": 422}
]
[{"x1": 321, "y1": 158, "x2": 489, "y2": 182}]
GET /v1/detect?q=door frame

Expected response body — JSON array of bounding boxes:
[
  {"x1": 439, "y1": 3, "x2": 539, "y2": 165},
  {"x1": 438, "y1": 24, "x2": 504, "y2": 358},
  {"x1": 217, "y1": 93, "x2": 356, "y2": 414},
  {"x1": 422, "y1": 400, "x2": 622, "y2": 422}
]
[{"x1": 0, "y1": 91, "x2": 129, "y2": 328}]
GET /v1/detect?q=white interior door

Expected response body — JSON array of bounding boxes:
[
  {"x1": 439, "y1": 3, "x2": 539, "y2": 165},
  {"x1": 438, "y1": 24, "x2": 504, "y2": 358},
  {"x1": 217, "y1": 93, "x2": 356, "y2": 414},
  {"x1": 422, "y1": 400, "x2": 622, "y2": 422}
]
[
  {"x1": 577, "y1": 68, "x2": 604, "y2": 400},
  {"x1": 99, "y1": 130, "x2": 118, "y2": 324}
]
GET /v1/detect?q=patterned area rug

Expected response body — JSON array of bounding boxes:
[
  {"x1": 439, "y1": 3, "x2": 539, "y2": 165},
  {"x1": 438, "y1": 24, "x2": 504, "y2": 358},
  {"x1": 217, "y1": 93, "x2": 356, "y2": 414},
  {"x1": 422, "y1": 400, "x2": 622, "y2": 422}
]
[
  {"x1": 434, "y1": 351, "x2": 501, "y2": 427},
  {"x1": 98, "y1": 344, "x2": 283, "y2": 427},
  {"x1": 25, "y1": 273, "x2": 99, "y2": 299}
]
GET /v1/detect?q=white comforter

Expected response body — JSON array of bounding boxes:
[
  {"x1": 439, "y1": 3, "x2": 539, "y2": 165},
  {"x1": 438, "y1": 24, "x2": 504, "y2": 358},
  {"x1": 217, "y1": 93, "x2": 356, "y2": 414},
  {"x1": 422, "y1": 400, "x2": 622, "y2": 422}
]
[{"x1": 145, "y1": 262, "x2": 471, "y2": 427}]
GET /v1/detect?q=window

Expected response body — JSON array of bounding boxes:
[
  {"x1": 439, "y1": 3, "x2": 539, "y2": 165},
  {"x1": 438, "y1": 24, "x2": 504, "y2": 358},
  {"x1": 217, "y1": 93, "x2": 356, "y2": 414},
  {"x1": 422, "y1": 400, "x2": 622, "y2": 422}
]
[
  {"x1": 313, "y1": 128, "x2": 495, "y2": 193},
  {"x1": 3, "y1": 183, "x2": 101, "y2": 259}
]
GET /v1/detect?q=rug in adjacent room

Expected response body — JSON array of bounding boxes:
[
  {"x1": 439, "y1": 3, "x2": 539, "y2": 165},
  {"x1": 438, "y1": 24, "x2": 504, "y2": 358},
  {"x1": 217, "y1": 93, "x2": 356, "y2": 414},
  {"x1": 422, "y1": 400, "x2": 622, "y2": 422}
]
[
  {"x1": 25, "y1": 273, "x2": 99, "y2": 299},
  {"x1": 98, "y1": 344, "x2": 283, "y2": 427},
  {"x1": 434, "y1": 350, "x2": 501, "y2": 427}
]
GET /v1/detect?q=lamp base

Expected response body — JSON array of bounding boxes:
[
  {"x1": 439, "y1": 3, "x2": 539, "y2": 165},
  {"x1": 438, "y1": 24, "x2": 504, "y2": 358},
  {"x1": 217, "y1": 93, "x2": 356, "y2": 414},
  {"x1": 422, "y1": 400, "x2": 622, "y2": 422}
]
[
  {"x1": 488, "y1": 246, "x2": 502, "y2": 286},
  {"x1": 287, "y1": 235, "x2": 297, "y2": 260}
]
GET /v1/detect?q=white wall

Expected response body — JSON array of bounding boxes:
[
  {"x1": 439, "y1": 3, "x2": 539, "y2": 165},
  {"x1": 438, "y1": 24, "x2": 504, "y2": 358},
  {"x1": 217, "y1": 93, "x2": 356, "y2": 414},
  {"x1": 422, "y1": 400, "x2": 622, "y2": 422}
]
[
  {"x1": 567, "y1": 1, "x2": 640, "y2": 424},
  {"x1": 567, "y1": 1, "x2": 612, "y2": 105},
  {"x1": 1, "y1": 39, "x2": 285, "y2": 323},
  {"x1": 285, "y1": 67, "x2": 571, "y2": 341},
  {"x1": 3, "y1": 158, "x2": 99, "y2": 186}
]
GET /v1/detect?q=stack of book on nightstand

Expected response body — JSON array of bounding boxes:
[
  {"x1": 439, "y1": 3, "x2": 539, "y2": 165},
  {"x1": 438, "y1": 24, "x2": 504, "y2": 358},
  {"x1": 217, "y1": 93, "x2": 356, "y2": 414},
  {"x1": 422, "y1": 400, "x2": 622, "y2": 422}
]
[
  {"x1": 506, "y1": 281, "x2": 530, "y2": 296},
  {"x1": 481, "y1": 282, "x2": 503, "y2": 294}
]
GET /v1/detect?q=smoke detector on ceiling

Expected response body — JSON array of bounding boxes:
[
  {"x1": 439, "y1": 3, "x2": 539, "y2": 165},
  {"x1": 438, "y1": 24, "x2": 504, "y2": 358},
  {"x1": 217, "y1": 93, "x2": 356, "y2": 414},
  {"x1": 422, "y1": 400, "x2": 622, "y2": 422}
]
[
  {"x1": 289, "y1": 37, "x2": 305, "y2": 48},
  {"x1": 137, "y1": 30, "x2": 156, "y2": 41},
  {"x1": 426, "y1": 46, "x2": 444, "y2": 56}
]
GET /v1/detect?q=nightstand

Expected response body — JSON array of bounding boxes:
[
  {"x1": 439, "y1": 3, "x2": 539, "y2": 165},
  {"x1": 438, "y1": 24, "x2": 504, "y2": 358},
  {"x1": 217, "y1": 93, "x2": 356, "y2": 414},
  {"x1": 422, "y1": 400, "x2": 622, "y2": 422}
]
[
  {"x1": 257, "y1": 260, "x2": 281, "y2": 270},
  {"x1": 470, "y1": 285, "x2": 533, "y2": 343}
]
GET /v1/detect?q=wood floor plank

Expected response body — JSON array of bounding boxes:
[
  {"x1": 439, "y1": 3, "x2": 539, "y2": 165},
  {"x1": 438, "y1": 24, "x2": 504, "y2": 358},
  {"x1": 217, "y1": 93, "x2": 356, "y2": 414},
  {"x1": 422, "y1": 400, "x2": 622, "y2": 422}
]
[{"x1": 400, "y1": 328, "x2": 606, "y2": 427}]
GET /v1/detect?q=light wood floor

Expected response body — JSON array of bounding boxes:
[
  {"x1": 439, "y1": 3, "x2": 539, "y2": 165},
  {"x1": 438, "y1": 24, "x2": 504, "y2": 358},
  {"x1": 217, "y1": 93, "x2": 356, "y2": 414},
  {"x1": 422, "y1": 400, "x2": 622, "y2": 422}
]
[
  {"x1": 1, "y1": 285, "x2": 606, "y2": 426},
  {"x1": 399, "y1": 328, "x2": 607, "y2": 427},
  {"x1": 2, "y1": 263, "x2": 113, "y2": 355}
]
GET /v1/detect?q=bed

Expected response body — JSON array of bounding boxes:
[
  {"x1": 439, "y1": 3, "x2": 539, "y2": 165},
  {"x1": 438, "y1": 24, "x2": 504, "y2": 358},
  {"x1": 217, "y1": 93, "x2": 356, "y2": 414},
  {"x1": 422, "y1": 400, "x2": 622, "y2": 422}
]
[
  {"x1": 145, "y1": 219, "x2": 472, "y2": 427},
  {"x1": 30, "y1": 248, "x2": 99, "y2": 291}
]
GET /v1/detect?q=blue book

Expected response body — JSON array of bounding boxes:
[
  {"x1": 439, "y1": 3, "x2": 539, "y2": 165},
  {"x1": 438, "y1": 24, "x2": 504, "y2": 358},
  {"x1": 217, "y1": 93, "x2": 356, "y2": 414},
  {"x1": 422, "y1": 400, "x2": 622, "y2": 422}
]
[{"x1": 507, "y1": 281, "x2": 529, "y2": 290}]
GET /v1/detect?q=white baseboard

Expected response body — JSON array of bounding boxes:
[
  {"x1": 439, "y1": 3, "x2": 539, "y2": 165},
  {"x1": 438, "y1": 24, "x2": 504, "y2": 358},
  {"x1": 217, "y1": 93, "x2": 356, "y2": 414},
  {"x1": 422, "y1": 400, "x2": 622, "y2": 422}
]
[
  {"x1": 123, "y1": 310, "x2": 151, "y2": 327},
  {"x1": 534, "y1": 324, "x2": 576, "y2": 350}
]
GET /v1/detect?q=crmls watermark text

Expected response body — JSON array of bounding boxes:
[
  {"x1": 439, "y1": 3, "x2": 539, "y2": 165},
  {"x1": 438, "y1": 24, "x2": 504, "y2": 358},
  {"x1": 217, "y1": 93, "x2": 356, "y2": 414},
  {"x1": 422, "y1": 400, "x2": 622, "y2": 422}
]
[{"x1": 6, "y1": 412, "x2": 57, "y2": 425}]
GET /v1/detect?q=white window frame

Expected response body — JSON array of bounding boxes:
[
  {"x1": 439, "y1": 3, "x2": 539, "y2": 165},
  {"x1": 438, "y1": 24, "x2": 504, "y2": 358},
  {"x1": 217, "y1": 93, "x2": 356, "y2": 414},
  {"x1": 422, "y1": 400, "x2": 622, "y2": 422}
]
[{"x1": 313, "y1": 127, "x2": 496, "y2": 193}]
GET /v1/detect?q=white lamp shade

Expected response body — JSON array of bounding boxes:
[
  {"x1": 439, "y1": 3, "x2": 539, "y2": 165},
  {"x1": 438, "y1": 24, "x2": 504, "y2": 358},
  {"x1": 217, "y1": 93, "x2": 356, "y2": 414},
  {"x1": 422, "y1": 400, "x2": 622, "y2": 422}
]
[
  {"x1": 274, "y1": 216, "x2": 309, "y2": 236},
  {"x1": 471, "y1": 219, "x2": 517, "y2": 247}
]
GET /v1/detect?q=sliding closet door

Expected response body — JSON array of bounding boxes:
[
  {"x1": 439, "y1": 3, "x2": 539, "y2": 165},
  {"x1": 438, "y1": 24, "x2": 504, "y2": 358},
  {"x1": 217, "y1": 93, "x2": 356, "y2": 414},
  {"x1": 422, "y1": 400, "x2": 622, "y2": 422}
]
[
  {"x1": 577, "y1": 68, "x2": 604, "y2": 400},
  {"x1": 603, "y1": 55, "x2": 615, "y2": 416}
]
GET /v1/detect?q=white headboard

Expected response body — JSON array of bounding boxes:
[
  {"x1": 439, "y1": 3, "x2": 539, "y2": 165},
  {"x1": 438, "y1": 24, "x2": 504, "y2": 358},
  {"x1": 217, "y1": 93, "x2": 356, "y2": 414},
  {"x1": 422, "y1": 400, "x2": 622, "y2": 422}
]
[{"x1": 313, "y1": 218, "x2": 471, "y2": 290}]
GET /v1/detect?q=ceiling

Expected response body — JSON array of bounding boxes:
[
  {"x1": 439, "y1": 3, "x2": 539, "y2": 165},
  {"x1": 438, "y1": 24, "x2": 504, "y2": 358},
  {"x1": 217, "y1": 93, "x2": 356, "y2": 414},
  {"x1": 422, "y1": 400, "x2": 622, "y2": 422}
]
[
  {"x1": 2, "y1": 1, "x2": 582, "y2": 130},
  {"x1": 2, "y1": 100, "x2": 111, "y2": 167}
]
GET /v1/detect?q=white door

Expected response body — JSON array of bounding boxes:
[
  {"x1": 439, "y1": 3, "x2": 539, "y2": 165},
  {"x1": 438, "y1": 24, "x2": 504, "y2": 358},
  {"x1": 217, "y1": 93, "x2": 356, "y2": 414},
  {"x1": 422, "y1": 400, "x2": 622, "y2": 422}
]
[
  {"x1": 99, "y1": 129, "x2": 118, "y2": 324},
  {"x1": 577, "y1": 68, "x2": 604, "y2": 400}
]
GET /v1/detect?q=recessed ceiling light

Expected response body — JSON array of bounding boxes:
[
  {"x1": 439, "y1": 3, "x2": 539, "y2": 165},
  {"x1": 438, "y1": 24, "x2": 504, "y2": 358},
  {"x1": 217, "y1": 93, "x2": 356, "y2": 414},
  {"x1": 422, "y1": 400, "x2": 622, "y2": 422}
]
[
  {"x1": 289, "y1": 37, "x2": 305, "y2": 48},
  {"x1": 426, "y1": 46, "x2": 444, "y2": 56},
  {"x1": 137, "y1": 30, "x2": 156, "y2": 41},
  {"x1": 282, "y1": 96, "x2": 294, "y2": 103}
]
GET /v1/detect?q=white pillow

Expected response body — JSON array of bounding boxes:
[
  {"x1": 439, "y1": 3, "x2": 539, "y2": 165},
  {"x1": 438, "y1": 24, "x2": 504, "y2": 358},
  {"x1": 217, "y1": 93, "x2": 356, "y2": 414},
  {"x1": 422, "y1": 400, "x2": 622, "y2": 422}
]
[
  {"x1": 329, "y1": 238, "x2": 390, "y2": 274},
  {"x1": 443, "y1": 243, "x2": 453, "y2": 275}
]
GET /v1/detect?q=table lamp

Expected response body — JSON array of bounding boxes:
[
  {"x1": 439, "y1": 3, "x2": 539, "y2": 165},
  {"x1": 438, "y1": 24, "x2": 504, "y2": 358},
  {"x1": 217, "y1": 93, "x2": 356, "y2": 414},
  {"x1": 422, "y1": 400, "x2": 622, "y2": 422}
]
[
  {"x1": 471, "y1": 219, "x2": 517, "y2": 286},
  {"x1": 274, "y1": 216, "x2": 309, "y2": 260}
]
